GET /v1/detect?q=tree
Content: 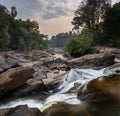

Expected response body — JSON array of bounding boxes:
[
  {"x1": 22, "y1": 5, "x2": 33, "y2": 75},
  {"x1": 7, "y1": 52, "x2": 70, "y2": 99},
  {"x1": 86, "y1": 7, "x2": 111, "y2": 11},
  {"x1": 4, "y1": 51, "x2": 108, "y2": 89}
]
[
  {"x1": 49, "y1": 31, "x2": 77, "y2": 48},
  {"x1": 72, "y1": 0, "x2": 111, "y2": 41},
  {"x1": 11, "y1": 6, "x2": 17, "y2": 18},
  {"x1": 0, "y1": 4, "x2": 12, "y2": 50},
  {"x1": 9, "y1": 19, "x2": 48, "y2": 50},
  {"x1": 103, "y1": 2, "x2": 120, "y2": 47},
  {"x1": 0, "y1": 4, "x2": 48, "y2": 51},
  {"x1": 64, "y1": 35, "x2": 93, "y2": 57}
]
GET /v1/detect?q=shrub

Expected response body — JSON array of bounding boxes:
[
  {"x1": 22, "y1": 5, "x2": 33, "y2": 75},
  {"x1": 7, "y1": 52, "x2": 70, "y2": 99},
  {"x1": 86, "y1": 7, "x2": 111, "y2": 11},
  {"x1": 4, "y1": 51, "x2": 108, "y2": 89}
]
[{"x1": 63, "y1": 35, "x2": 93, "y2": 57}]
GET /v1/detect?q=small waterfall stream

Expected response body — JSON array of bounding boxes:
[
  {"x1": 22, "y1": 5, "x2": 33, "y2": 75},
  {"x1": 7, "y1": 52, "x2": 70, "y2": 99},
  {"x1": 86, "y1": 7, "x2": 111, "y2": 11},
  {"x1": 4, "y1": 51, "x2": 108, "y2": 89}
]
[{"x1": 0, "y1": 68, "x2": 107, "y2": 110}]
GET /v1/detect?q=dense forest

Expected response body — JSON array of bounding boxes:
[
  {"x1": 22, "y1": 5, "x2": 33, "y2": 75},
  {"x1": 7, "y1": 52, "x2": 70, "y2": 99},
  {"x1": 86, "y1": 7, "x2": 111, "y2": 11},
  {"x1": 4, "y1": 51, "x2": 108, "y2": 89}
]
[
  {"x1": 0, "y1": 4, "x2": 48, "y2": 51},
  {"x1": 0, "y1": 0, "x2": 120, "y2": 56},
  {"x1": 64, "y1": 0, "x2": 120, "y2": 57},
  {"x1": 49, "y1": 31, "x2": 77, "y2": 48}
]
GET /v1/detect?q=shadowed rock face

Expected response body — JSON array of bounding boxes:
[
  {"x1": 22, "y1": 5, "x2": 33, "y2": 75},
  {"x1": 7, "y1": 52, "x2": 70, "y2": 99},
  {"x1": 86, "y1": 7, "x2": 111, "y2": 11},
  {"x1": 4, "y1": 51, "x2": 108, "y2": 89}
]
[
  {"x1": 0, "y1": 67, "x2": 35, "y2": 98},
  {"x1": 42, "y1": 101, "x2": 120, "y2": 116},
  {"x1": 0, "y1": 105, "x2": 42, "y2": 116},
  {"x1": 42, "y1": 102, "x2": 92, "y2": 116},
  {"x1": 69, "y1": 53, "x2": 115, "y2": 69},
  {"x1": 77, "y1": 74, "x2": 120, "y2": 102}
]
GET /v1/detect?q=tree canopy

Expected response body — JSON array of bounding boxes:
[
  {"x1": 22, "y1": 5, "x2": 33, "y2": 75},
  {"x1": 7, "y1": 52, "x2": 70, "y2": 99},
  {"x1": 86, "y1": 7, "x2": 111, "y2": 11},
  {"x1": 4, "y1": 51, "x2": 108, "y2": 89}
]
[
  {"x1": 103, "y1": 2, "x2": 120, "y2": 47},
  {"x1": 0, "y1": 4, "x2": 48, "y2": 51},
  {"x1": 64, "y1": 35, "x2": 93, "y2": 57},
  {"x1": 71, "y1": 0, "x2": 111, "y2": 46},
  {"x1": 49, "y1": 31, "x2": 77, "y2": 48},
  {"x1": 72, "y1": 0, "x2": 111, "y2": 34}
]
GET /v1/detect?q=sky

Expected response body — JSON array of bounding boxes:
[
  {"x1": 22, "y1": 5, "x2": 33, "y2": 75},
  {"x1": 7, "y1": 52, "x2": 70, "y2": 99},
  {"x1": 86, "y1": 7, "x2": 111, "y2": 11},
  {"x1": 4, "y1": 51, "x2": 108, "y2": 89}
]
[{"x1": 0, "y1": 0, "x2": 120, "y2": 37}]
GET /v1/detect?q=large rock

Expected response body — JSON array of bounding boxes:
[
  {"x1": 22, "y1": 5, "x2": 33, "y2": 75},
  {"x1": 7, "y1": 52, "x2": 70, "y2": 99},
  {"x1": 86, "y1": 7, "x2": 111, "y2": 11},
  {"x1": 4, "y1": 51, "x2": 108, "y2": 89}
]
[
  {"x1": 0, "y1": 67, "x2": 34, "y2": 97},
  {"x1": 42, "y1": 102, "x2": 92, "y2": 116},
  {"x1": 111, "y1": 50, "x2": 120, "y2": 58},
  {"x1": 41, "y1": 75, "x2": 120, "y2": 116},
  {"x1": 69, "y1": 53, "x2": 115, "y2": 69},
  {"x1": 42, "y1": 101, "x2": 120, "y2": 116},
  {"x1": 33, "y1": 58, "x2": 70, "y2": 72},
  {"x1": 10, "y1": 83, "x2": 47, "y2": 98},
  {"x1": 0, "y1": 105, "x2": 42, "y2": 116},
  {"x1": 77, "y1": 74, "x2": 120, "y2": 102},
  {"x1": 0, "y1": 54, "x2": 20, "y2": 74}
]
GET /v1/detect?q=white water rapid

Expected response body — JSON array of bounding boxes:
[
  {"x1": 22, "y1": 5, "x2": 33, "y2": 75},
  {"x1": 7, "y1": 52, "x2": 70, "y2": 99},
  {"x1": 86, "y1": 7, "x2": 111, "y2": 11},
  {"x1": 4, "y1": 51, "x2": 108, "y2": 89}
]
[{"x1": 0, "y1": 67, "x2": 108, "y2": 110}]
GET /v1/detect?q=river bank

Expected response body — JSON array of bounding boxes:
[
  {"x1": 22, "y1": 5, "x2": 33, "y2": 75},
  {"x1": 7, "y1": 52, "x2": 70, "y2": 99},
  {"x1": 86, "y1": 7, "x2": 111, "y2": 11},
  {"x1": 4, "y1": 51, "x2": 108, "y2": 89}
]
[{"x1": 0, "y1": 47, "x2": 120, "y2": 116}]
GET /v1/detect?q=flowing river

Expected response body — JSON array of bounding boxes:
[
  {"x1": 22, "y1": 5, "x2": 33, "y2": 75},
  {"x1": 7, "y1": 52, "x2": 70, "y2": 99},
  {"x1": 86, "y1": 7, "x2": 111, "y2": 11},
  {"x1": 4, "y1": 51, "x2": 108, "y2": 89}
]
[
  {"x1": 0, "y1": 67, "x2": 107, "y2": 110},
  {"x1": 0, "y1": 52, "x2": 119, "y2": 112}
]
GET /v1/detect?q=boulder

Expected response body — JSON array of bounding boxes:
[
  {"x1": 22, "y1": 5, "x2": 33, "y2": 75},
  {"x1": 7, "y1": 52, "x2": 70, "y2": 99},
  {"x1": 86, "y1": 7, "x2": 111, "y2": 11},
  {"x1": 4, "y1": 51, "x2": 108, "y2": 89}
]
[
  {"x1": 77, "y1": 74, "x2": 120, "y2": 102},
  {"x1": 69, "y1": 53, "x2": 115, "y2": 69},
  {"x1": 42, "y1": 100, "x2": 120, "y2": 116},
  {"x1": 42, "y1": 102, "x2": 92, "y2": 116},
  {"x1": 10, "y1": 83, "x2": 47, "y2": 97},
  {"x1": 111, "y1": 50, "x2": 120, "y2": 58},
  {"x1": 41, "y1": 62, "x2": 120, "y2": 116},
  {"x1": 0, "y1": 105, "x2": 42, "y2": 116},
  {"x1": 104, "y1": 63, "x2": 120, "y2": 75},
  {"x1": 33, "y1": 58, "x2": 70, "y2": 72},
  {"x1": 0, "y1": 67, "x2": 34, "y2": 97},
  {"x1": 0, "y1": 55, "x2": 20, "y2": 74}
]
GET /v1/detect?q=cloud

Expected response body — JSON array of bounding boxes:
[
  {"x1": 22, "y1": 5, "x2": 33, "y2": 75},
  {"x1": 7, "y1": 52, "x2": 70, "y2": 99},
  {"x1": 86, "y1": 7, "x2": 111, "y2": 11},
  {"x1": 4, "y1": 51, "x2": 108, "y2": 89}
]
[
  {"x1": 42, "y1": 2, "x2": 70, "y2": 19},
  {"x1": 0, "y1": 0, "x2": 43, "y2": 19},
  {"x1": 0, "y1": 0, "x2": 79, "y2": 36},
  {"x1": 35, "y1": 0, "x2": 79, "y2": 20},
  {"x1": 0, "y1": 0, "x2": 79, "y2": 19}
]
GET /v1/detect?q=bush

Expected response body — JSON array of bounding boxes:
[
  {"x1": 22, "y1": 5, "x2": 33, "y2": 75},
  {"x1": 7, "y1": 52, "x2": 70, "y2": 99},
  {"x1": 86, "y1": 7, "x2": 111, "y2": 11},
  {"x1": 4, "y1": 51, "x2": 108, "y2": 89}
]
[{"x1": 63, "y1": 35, "x2": 93, "y2": 57}]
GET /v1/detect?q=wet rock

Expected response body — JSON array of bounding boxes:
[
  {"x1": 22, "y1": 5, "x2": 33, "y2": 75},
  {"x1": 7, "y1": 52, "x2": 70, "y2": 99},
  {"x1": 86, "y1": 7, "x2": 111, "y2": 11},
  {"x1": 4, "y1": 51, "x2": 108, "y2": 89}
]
[
  {"x1": 0, "y1": 62, "x2": 19, "y2": 74},
  {"x1": 0, "y1": 67, "x2": 35, "y2": 98},
  {"x1": 33, "y1": 71, "x2": 47, "y2": 80},
  {"x1": 33, "y1": 58, "x2": 70, "y2": 72},
  {"x1": 0, "y1": 54, "x2": 20, "y2": 74},
  {"x1": 65, "y1": 82, "x2": 81, "y2": 94},
  {"x1": 104, "y1": 63, "x2": 120, "y2": 75},
  {"x1": 111, "y1": 50, "x2": 120, "y2": 58},
  {"x1": 0, "y1": 105, "x2": 42, "y2": 116},
  {"x1": 69, "y1": 53, "x2": 115, "y2": 69},
  {"x1": 77, "y1": 74, "x2": 120, "y2": 102},
  {"x1": 31, "y1": 50, "x2": 53, "y2": 62},
  {"x1": 10, "y1": 83, "x2": 47, "y2": 97},
  {"x1": 42, "y1": 100, "x2": 120, "y2": 116},
  {"x1": 42, "y1": 102, "x2": 92, "y2": 116}
]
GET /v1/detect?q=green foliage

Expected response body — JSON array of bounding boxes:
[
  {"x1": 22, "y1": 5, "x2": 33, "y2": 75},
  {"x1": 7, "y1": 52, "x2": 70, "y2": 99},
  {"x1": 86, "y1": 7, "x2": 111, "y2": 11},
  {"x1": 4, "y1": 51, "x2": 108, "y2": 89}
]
[
  {"x1": 72, "y1": 0, "x2": 111, "y2": 46},
  {"x1": 103, "y1": 2, "x2": 120, "y2": 47},
  {"x1": 0, "y1": 4, "x2": 48, "y2": 51},
  {"x1": 72, "y1": 0, "x2": 110, "y2": 33},
  {"x1": 9, "y1": 19, "x2": 48, "y2": 50},
  {"x1": 63, "y1": 35, "x2": 93, "y2": 57},
  {"x1": 0, "y1": 4, "x2": 12, "y2": 50}
]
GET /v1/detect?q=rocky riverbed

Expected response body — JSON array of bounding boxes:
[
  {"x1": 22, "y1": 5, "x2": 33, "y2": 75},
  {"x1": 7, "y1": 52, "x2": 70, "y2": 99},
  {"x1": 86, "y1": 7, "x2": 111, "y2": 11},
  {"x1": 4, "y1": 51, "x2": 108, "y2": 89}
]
[{"x1": 0, "y1": 47, "x2": 120, "y2": 116}]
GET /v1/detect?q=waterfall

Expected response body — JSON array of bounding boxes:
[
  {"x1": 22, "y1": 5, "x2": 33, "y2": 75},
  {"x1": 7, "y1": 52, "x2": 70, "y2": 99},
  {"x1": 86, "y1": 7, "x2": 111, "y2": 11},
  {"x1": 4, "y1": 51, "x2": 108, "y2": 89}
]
[
  {"x1": 58, "y1": 68, "x2": 105, "y2": 93},
  {"x1": 0, "y1": 68, "x2": 107, "y2": 109}
]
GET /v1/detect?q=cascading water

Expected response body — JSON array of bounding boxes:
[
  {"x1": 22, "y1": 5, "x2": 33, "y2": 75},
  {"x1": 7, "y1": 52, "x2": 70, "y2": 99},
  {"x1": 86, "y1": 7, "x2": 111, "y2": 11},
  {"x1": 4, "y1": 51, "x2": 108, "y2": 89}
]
[
  {"x1": 0, "y1": 68, "x2": 107, "y2": 110},
  {"x1": 58, "y1": 68, "x2": 105, "y2": 93},
  {"x1": 0, "y1": 99, "x2": 43, "y2": 109}
]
